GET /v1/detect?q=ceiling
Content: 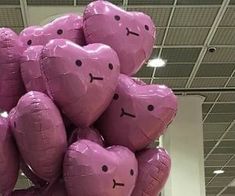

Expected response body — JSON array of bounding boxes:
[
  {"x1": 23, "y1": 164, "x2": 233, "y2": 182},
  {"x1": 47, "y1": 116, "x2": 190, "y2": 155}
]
[{"x1": 0, "y1": 0, "x2": 235, "y2": 195}]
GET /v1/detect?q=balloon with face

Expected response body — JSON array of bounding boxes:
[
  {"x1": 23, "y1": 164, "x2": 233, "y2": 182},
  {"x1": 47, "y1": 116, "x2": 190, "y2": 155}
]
[
  {"x1": 132, "y1": 147, "x2": 171, "y2": 196},
  {"x1": 63, "y1": 140, "x2": 138, "y2": 196},
  {"x1": 10, "y1": 91, "x2": 67, "y2": 182},
  {"x1": 19, "y1": 14, "x2": 85, "y2": 47},
  {"x1": 0, "y1": 116, "x2": 19, "y2": 196},
  {"x1": 0, "y1": 28, "x2": 25, "y2": 111},
  {"x1": 97, "y1": 74, "x2": 177, "y2": 151},
  {"x1": 40, "y1": 39, "x2": 120, "y2": 127},
  {"x1": 83, "y1": 0, "x2": 156, "y2": 75},
  {"x1": 21, "y1": 45, "x2": 47, "y2": 94}
]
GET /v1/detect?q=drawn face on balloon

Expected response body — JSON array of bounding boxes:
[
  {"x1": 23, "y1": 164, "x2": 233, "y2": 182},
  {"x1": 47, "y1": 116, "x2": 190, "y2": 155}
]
[
  {"x1": 97, "y1": 74, "x2": 177, "y2": 151},
  {"x1": 41, "y1": 39, "x2": 120, "y2": 127},
  {"x1": 19, "y1": 14, "x2": 85, "y2": 48},
  {"x1": 64, "y1": 140, "x2": 137, "y2": 196},
  {"x1": 83, "y1": 0, "x2": 156, "y2": 75}
]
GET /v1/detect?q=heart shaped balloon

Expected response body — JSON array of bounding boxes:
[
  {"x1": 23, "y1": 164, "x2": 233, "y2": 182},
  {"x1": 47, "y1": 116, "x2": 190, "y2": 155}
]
[
  {"x1": 68, "y1": 127, "x2": 104, "y2": 146},
  {"x1": 19, "y1": 14, "x2": 85, "y2": 47},
  {"x1": 40, "y1": 39, "x2": 120, "y2": 127},
  {"x1": 132, "y1": 148, "x2": 171, "y2": 196},
  {"x1": 0, "y1": 117, "x2": 19, "y2": 195},
  {"x1": 83, "y1": 0, "x2": 156, "y2": 76},
  {"x1": 9, "y1": 91, "x2": 67, "y2": 182},
  {"x1": 97, "y1": 74, "x2": 177, "y2": 151},
  {"x1": 63, "y1": 140, "x2": 138, "y2": 196},
  {"x1": 0, "y1": 28, "x2": 25, "y2": 111},
  {"x1": 21, "y1": 45, "x2": 47, "y2": 94}
]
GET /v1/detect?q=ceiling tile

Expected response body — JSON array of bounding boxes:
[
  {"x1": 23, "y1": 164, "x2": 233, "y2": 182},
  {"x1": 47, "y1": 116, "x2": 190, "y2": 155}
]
[
  {"x1": 206, "y1": 187, "x2": 224, "y2": 194},
  {"x1": 171, "y1": 7, "x2": 219, "y2": 27},
  {"x1": 191, "y1": 78, "x2": 227, "y2": 88},
  {"x1": 230, "y1": 0, "x2": 235, "y2": 4},
  {"x1": 127, "y1": 7, "x2": 171, "y2": 27},
  {"x1": 227, "y1": 78, "x2": 235, "y2": 87},
  {"x1": 211, "y1": 28, "x2": 235, "y2": 45},
  {"x1": 128, "y1": 0, "x2": 174, "y2": 5},
  {"x1": 156, "y1": 28, "x2": 165, "y2": 45},
  {"x1": 0, "y1": 8, "x2": 23, "y2": 27},
  {"x1": 203, "y1": 104, "x2": 213, "y2": 113},
  {"x1": 203, "y1": 48, "x2": 235, "y2": 63},
  {"x1": 154, "y1": 63, "x2": 194, "y2": 77},
  {"x1": 211, "y1": 103, "x2": 235, "y2": 113},
  {"x1": 165, "y1": 27, "x2": 209, "y2": 45},
  {"x1": 27, "y1": 0, "x2": 74, "y2": 5},
  {"x1": 218, "y1": 93, "x2": 235, "y2": 102},
  {"x1": 153, "y1": 78, "x2": 187, "y2": 88},
  {"x1": 161, "y1": 48, "x2": 201, "y2": 63},
  {"x1": 134, "y1": 65, "x2": 154, "y2": 77},
  {"x1": 177, "y1": 0, "x2": 223, "y2": 5},
  {"x1": 196, "y1": 63, "x2": 235, "y2": 77},
  {"x1": 205, "y1": 114, "x2": 235, "y2": 123},
  {"x1": 208, "y1": 177, "x2": 234, "y2": 187},
  {"x1": 150, "y1": 48, "x2": 160, "y2": 59},
  {"x1": 0, "y1": 0, "x2": 19, "y2": 5},
  {"x1": 204, "y1": 123, "x2": 230, "y2": 133},
  {"x1": 223, "y1": 187, "x2": 235, "y2": 194},
  {"x1": 187, "y1": 93, "x2": 219, "y2": 102},
  {"x1": 219, "y1": 8, "x2": 235, "y2": 27}
]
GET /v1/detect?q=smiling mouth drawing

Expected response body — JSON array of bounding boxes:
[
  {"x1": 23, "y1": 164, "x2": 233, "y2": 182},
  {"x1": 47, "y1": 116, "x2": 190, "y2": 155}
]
[
  {"x1": 120, "y1": 108, "x2": 136, "y2": 118},
  {"x1": 89, "y1": 73, "x2": 104, "y2": 83},
  {"x1": 113, "y1": 179, "x2": 125, "y2": 189},
  {"x1": 126, "y1": 27, "x2": 140, "y2": 37}
]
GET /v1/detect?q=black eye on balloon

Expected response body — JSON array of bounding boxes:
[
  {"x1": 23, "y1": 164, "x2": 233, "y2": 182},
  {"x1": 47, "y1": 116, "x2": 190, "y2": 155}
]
[
  {"x1": 57, "y1": 29, "x2": 63, "y2": 35},
  {"x1": 147, "y1": 105, "x2": 154, "y2": 111},
  {"x1": 114, "y1": 15, "x2": 121, "y2": 21},
  {"x1": 130, "y1": 169, "x2": 134, "y2": 176},
  {"x1": 145, "y1": 25, "x2": 149, "y2": 31},
  {"x1": 75, "y1": 59, "x2": 82, "y2": 67},
  {"x1": 27, "y1": 40, "x2": 32, "y2": 46},
  {"x1": 113, "y1": 93, "x2": 119, "y2": 100},
  {"x1": 102, "y1": 165, "x2": 108, "y2": 172},
  {"x1": 109, "y1": 63, "x2": 113, "y2": 70}
]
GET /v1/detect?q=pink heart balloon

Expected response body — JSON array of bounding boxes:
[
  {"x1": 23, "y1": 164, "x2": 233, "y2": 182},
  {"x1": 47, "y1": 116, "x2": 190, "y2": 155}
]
[
  {"x1": 0, "y1": 28, "x2": 25, "y2": 111},
  {"x1": 21, "y1": 45, "x2": 47, "y2": 94},
  {"x1": 63, "y1": 140, "x2": 138, "y2": 196},
  {"x1": 97, "y1": 74, "x2": 177, "y2": 151},
  {"x1": 0, "y1": 117, "x2": 19, "y2": 195},
  {"x1": 132, "y1": 148, "x2": 171, "y2": 196},
  {"x1": 9, "y1": 91, "x2": 67, "y2": 182},
  {"x1": 40, "y1": 39, "x2": 120, "y2": 127},
  {"x1": 19, "y1": 14, "x2": 85, "y2": 47},
  {"x1": 83, "y1": 0, "x2": 156, "y2": 76},
  {"x1": 68, "y1": 127, "x2": 104, "y2": 146}
]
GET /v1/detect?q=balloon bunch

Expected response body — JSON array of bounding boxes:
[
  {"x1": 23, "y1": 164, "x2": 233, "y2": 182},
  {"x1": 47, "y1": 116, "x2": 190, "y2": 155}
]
[{"x1": 0, "y1": 1, "x2": 177, "y2": 196}]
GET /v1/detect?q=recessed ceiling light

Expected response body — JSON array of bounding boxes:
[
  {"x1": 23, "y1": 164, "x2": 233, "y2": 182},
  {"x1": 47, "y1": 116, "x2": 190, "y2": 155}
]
[
  {"x1": 213, "y1": 170, "x2": 224, "y2": 174},
  {"x1": 21, "y1": 172, "x2": 26, "y2": 176},
  {"x1": 147, "y1": 58, "x2": 166, "y2": 68},
  {"x1": 0, "y1": 111, "x2": 8, "y2": 118}
]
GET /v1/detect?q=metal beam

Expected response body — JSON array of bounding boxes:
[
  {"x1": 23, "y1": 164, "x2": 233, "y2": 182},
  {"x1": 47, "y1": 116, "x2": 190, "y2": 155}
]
[
  {"x1": 185, "y1": 0, "x2": 231, "y2": 88},
  {"x1": 150, "y1": 0, "x2": 178, "y2": 84},
  {"x1": 204, "y1": 121, "x2": 235, "y2": 161},
  {"x1": 123, "y1": 0, "x2": 128, "y2": 9},
  {"x1": 20, "y1": 0, "x2": 29, "y2": 27},
  {"x1": 216, "y1": 176, "x2": 235, "y2": 196}
]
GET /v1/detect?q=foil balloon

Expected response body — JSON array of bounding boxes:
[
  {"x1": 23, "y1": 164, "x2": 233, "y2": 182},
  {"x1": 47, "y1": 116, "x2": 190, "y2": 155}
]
[
  {"x1": 10, "y1": 91, "x2": 67, "y2": 182},
  {"x1": 68, "y1": 127, "x2": 104, "y2": 146},
  {"x1": 40, "y1": 39, "x2": 120, "y2": 127},
  {"x1": 20, "y1": 157, "x2": 47, "y2": 188},
  {"x1": 132, "y1": 148, "x2": 171, "y2": 196},
  {"x1": 0, "y1": 117, "x2": 19, "y2": 196},
  {"x1": 63, "y1": 140, "x2": 138, "y2": 196},
  {"x1": 97, "y1": 74, "x2": 177, "y2": 151},
  {"x1": 0, "y1": 28, "x2": 25, "y2": 111},
  {"x1": 83, "y1": 0, "x2": 156, "y2": 76},
  {"x1": 19, "y1": 14, "x2": 85, "y2": 47},
  {"x1": 21, "y1": 45, "x2": 47, "y2": 94}
]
